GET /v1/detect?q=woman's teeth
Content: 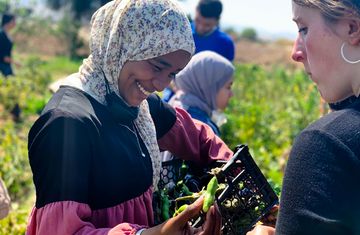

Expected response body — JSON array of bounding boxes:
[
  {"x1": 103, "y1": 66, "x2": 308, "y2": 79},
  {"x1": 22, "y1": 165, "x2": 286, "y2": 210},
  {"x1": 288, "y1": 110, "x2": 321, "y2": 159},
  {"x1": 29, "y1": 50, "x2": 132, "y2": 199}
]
[{"x1": 136, "y1": 82, "x2": 151, "y2": 96}]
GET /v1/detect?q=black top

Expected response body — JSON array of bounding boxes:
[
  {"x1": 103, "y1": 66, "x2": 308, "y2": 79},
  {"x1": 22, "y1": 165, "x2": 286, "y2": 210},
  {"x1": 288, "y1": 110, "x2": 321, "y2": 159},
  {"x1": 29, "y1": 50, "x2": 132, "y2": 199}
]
[
  {"x1": 28, "y1": 86, "x2": 176, "y2": 210},
  {"x1": 0, "y1": 30, "x2": 12, "y2": 63},
  {"x1": 276, "y1": 96, "x2": 360, "y2": 234}
]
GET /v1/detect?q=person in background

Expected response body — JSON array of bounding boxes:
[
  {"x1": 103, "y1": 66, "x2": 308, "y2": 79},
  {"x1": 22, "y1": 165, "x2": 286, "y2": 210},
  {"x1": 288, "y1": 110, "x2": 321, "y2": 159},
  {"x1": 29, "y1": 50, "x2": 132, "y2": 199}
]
[
  {"x1": 26, "y1": 1, "x2": 232, "y2": 235},
  {"x1": 170, "y1": 50, "x2": 234, "y2": 136},
  {"x1": 192, "y1": 0, "x2": 235, "y2": 61},
  {"x1": 162, "y1": 0, "x2": 235, "y2": 102},
  {"x1": 247, "y1": 0, "x2": 360, "y2": 234},
  {"x1": 0, "y1": 13, "x2": 16, "y2": 77}
]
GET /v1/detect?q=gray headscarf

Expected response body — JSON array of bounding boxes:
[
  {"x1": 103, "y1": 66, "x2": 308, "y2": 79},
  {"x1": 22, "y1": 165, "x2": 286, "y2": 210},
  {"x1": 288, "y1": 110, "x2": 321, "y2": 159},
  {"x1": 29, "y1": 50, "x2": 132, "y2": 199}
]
[
  {"x1": 173, "y1": 51, "x2": 234, "y2": 116},
  {"x1": 63, "y1": 0, "x2": 195, "y2": 190}
]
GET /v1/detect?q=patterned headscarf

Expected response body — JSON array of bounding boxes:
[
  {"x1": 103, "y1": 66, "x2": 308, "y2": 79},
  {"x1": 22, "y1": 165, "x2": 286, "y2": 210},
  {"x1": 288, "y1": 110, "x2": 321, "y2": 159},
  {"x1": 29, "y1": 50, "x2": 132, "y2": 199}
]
[
  {"x1": 173, "y1": 51, "x2": 234, "y2": 116},
  {"x1": 64, "y1": 0, "x2": 195, "y2": 190}
]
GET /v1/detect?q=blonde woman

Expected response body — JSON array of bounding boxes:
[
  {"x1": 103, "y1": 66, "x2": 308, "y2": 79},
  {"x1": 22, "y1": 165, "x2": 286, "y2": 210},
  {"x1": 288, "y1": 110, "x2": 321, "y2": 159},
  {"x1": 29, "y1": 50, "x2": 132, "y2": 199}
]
[{"x1": 248, "y1": 0, "x2": 360, "y2": 234}]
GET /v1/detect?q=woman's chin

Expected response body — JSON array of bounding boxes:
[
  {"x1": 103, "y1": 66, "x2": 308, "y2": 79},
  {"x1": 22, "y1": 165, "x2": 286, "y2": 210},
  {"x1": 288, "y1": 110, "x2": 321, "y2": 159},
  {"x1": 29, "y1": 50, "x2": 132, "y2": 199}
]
[
  {"x1": 319, "y1": 91, "x2": 340, "y2": 104},
  {"x1": 128, "y1": 97, "x2": 146, "y2": 107}
]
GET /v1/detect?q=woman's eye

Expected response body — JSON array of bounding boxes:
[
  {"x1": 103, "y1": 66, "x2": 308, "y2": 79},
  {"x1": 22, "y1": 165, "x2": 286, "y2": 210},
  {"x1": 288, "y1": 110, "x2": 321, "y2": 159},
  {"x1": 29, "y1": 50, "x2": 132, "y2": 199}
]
[
  {"x1": 148, "y1": 60, "x2": 162, "y2": 72},
  {"x1": 153, "y1": 65, "x2": 162, "y2": 72},
  {"x1": 298, "y1": 27, "x2": 308, "y2": 36}
]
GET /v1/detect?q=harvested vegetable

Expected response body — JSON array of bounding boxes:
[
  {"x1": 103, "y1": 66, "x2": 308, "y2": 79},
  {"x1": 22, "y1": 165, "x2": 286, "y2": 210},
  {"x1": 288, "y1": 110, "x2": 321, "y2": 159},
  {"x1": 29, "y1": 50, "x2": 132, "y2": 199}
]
[
  {"x1": 173, "y1": 204, "x2": 189, "y2": 217},
  {"x1": 202, "y1": 176, "x2": 219, "y2": 213}
]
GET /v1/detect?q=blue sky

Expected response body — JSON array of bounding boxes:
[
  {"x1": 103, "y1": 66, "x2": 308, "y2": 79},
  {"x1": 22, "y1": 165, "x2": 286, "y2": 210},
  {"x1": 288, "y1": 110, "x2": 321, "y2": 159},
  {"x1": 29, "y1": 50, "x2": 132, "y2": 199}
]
[{"x1": 179, "y1": 0, "x2": 297, "y2": 40}]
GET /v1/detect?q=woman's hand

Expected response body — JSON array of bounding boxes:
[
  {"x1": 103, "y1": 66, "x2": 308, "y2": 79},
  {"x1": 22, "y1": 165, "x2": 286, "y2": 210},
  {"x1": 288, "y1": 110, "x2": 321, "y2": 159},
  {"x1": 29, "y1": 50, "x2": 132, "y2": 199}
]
[
  {"x1": 142, "y1": 196, "x2": 222, "y2": 235},
  {"x1": 246, "y1": 225, "x2": 275, "y2": 235}
]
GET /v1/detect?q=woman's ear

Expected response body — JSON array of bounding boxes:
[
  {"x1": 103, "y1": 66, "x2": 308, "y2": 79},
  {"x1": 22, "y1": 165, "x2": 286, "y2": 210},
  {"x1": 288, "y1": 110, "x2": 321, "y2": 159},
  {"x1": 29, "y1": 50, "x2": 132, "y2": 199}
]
[{"x1": 348, "y1": 19, "x2": 360, "y2": 45}]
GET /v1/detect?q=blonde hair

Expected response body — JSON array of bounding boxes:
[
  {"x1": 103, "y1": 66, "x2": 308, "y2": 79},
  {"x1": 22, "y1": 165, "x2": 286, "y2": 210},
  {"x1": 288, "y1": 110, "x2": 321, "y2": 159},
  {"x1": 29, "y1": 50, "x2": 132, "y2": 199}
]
[{"x1": 292, "y1": 0, "x2": 360, "y2": 23}]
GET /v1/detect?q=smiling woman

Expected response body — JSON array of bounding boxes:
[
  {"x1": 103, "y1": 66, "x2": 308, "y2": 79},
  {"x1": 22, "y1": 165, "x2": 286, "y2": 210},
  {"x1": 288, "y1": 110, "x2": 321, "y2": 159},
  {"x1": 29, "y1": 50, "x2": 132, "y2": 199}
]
[
  {"x1": 25, "y1": 1, "x2": 233, "y2": 235},
  {"x1": 118, "y1": 50, "x2": 190, "y2": 106}
]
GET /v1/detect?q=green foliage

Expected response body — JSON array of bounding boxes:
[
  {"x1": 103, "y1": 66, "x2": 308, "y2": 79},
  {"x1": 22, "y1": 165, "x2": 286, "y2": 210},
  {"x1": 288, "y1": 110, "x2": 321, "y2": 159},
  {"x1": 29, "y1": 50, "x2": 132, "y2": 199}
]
[
  {"x1": 0, "y1": 0, "x2": 11, "y2": 13},
  {"x1": 0, "y1": 56, "x2": 80, "y2": 234},
  {"x1": 0, "y1": 206, "x2": 28, "y2": 234},
  {"x1": 0, "y1": 57, "x2": 54, "y2": 209},
  {"x1": 221, "y1": 64, "x2": 321, "y2": 185},
  {"x1": 56, "y1": 14, "x2": 84, "y2": 59},
  {"x1": 0, "y1": 57, "x2": 52, "y2": 116},
  {"x1": 240, "y1": 27, "x2": 258, "y2": 41},
  {"x1": 38, "y1": 56, "x2": 82, "y2": 77},
  {"x1": 46, "y1": 0, "x2": 111, "y2": 19},
  {"x1": 0, "y1": 0, "x2": 34, "y2": 17},
  {"x1": 13, "y1": 15, "x2": 56, "y2": 37}
]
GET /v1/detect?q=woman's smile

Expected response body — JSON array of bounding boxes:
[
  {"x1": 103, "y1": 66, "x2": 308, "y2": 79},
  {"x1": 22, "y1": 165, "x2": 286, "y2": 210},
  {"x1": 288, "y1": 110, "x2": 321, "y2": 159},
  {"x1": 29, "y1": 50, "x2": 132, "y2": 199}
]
[
  {"x1": 136, "y1": 81, "x2": 151, "y2": 96},
  {"x1": 118, "y1": 50, "x2": 191, "y2": 106}
]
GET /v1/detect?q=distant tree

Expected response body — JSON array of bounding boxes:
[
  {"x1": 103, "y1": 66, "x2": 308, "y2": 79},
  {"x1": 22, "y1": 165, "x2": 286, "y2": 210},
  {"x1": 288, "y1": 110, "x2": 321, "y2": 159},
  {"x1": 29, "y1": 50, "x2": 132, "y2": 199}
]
[
  {"x1": 44, "y1": 0, "x2": 187, "y2": 58},
  {"x1": 0, "y1": 0, "x2": 10, "y2": 13},
  {"x1": 240, "y1": 27, "x2": 258, "y2": 41},
  {"x1": 224, "y1": 26, "x2": 240, "y2": 42},
  {"x1": 0, "y1": 0, "x2": 32, "y2": 17},
  {"x1": 46, "y1": 0, "x2": 111, "y2": 19},
  {"x1": 46, "y1": 0, "x2": 187, "y2": 19},
  {"x1": 44, "y1": 0, "x2": 112, "y2": 58}
]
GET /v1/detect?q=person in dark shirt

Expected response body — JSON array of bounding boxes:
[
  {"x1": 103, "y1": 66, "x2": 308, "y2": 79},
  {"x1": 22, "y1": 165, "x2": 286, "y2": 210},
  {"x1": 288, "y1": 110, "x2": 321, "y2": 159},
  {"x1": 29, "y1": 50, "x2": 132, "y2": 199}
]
[
  {"x1": 0, "y1": 13, "x2": 16, "y2": 77},
  {"x1": 162, "y1": 0, "x2": 235, "y2": 103},
  {"x1": 247, "y1": 0, "x2": 360, "y2": 235},
  {"x1": 26, "y1": 1, "x2": 232, "y2": 235}
]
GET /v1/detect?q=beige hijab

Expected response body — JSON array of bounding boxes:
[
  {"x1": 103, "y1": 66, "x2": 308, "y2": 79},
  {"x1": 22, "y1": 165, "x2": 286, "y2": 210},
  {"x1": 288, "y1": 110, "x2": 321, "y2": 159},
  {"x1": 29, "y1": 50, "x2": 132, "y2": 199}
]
[{"x1": 64, "y1": 0, "x2": 195, "y2": 189}]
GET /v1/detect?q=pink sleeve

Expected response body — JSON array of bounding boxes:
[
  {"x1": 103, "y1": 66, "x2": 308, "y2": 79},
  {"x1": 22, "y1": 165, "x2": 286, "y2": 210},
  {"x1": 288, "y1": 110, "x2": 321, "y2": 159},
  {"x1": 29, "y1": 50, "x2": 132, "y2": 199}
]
[
  {"x1": 26, "y1": 201, "x2": 146, "y2": 235},
  {"x1": 158, "y1": 107, "x2": 233, "y2": 165}
]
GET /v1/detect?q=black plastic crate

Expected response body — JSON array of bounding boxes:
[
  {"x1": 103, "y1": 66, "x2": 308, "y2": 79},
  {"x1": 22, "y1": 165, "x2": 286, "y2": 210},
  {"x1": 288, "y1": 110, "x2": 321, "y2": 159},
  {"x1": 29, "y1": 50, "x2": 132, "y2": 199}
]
[
  {"x1": 216, "y1": 145, "x2": 279, "y2": 234},
  {"x1": 154, "y1": 145, "x2": 279, "y2": 234}
]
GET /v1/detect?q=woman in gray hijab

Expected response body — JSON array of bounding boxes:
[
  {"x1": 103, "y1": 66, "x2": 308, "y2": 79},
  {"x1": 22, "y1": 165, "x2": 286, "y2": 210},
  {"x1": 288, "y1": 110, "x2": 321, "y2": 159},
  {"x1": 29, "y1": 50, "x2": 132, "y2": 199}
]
[{"x1": 169, "y1": 50, "x2": 235, "y2": 135}]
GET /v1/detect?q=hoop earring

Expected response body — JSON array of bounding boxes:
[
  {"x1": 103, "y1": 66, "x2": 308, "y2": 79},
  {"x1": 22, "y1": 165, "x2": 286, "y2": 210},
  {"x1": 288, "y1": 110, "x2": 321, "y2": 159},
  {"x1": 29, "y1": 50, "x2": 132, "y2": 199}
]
[{"x1": 341, "y1": 42, "x2": 360, "y2": 64}]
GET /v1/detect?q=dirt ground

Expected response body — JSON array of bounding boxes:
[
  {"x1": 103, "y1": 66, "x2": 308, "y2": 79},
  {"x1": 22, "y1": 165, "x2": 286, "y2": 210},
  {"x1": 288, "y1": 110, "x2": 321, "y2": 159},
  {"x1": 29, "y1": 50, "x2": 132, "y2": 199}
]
[{"x1": 234, "y1": 39, "x2": 300, "y2": 69}]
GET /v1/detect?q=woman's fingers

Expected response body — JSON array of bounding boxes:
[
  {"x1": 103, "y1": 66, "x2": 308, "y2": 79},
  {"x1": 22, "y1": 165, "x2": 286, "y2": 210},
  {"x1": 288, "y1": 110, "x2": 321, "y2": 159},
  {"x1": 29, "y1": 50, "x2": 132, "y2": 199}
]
[
  {"x1": 213, "y1": 204, "x2": 222, "y2": 232},
  {"x1": 168, "y1": 196, "x2": 223, "y2": 235},
  {"x1": 201, "y1": 206, "x2": 215, "y2": 234},
  {"x1": 200, "y1": 204, "x2": 222, "y2": 235},
  {"x1": 174, "y1": 196, "x2": 204, "y2": 227}
]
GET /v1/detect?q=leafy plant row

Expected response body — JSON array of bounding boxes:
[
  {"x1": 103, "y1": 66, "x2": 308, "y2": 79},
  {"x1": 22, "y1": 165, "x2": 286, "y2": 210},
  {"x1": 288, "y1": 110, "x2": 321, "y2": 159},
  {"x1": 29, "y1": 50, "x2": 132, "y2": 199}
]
[{"x1": 221, "y1": 64, "x2": 321, "y2": 185}]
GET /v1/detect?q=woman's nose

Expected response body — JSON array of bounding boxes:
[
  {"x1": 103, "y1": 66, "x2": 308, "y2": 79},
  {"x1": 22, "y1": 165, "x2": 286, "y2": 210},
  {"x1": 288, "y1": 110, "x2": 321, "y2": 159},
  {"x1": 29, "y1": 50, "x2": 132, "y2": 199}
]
[
  {"x1": 153, "y1": 74, "x2": 171, "y2": 92},
  {"x1": 291, "y1": 36, "x2": 305, "y2": 62}
]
